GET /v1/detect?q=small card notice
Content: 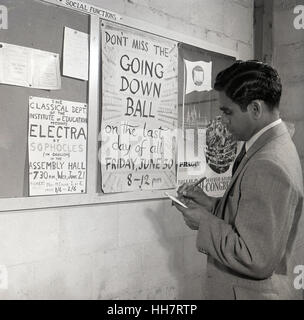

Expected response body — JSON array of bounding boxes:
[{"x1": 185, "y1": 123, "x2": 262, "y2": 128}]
[{"x1": 63, "y1": 27, "x2": 89, "y2": 81}]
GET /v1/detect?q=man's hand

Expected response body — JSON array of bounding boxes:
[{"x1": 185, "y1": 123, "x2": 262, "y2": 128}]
[
  {"x1": 173, "y1": 201, "x2": 208, "y2": 230},
  {"x1": 177, "y1": 183, "x2": 215, "y2": 212}
]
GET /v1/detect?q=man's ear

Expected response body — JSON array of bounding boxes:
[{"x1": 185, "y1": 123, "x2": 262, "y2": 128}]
[{"x1": 248, "y1": 100, "x2": 262, "y2": 119}]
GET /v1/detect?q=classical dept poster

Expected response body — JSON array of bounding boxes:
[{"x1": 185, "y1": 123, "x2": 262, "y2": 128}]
[
  {"x1": 100, "y1": 22, "x2": 178, "y2": 193},
  {"x1": 28, "y1": 96, "x2": 87, "y2": 196}
]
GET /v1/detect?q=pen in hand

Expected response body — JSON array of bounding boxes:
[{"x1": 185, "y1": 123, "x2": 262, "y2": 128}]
[
  {"x1": 191, "y1": 176, "x2": 207, "y2": 189},
  {"x1": 178, "y1": 176, "x2": 206, "y2": 198}
]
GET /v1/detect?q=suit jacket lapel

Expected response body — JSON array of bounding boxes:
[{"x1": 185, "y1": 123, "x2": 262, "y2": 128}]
[{"x1": 218, "y1": 122, "x2": 289, "y2": 211}]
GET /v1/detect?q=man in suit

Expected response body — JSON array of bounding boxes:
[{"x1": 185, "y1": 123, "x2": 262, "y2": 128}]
[{"x1": 174, "y1": 60, "x2": 304, "y2": 300}]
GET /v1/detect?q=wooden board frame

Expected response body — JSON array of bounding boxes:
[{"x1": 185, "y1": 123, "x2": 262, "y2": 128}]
[{"x1": 0, "y1": 0, "x2": 238, "y2": 212}]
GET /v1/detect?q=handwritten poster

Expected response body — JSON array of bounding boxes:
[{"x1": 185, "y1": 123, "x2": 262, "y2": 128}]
[
  {"x1": 0, "y1": 42, "x2": 61, "y2": 90},
  {"x1": 100, "y1": 22, "x2": 178, "y2": 193},
  {"x1": 28, "y1": 96, "x2": 87, "y2": 196}
]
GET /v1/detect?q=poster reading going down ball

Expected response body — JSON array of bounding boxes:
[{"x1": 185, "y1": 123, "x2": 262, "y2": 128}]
[
  {"x1": 100, "y1": 22, "x2": 178, "y2": 193},
  {"x1": 28, "y1": 96, "x2": 87, "y2": 196}
]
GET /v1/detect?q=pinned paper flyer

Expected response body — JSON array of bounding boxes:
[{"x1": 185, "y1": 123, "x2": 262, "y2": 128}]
[
  {"x1": 63, "y1": 27, "x2": 89, "y2": 81},
  {"x1": 28, "y1": 96, "x2": 87, "y2": 196},
  {"x1": 184, "y1": 59, "x2": 212, "y2": 94},
  {"x1": 0, "y1": 42, "x2": 61, "y2": 90}
]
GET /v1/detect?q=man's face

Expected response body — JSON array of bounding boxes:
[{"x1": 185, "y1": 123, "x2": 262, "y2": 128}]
[{"x1": 218, "y1": 92, "x2": 253, "y2": 141}]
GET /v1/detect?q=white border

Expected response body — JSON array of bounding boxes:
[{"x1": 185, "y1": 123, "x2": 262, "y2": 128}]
[{"x1": 0, "y1": 0, "x2": 239, "y2": 212}]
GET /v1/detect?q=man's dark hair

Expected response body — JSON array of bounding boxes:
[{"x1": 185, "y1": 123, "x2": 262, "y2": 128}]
[{"x1": 214, "y1": 60, "x2": 282, "y2": 111}]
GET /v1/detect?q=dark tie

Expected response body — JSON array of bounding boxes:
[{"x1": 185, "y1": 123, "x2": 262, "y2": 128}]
[{"x1": 232, "y1": 144, "x2": 246, "y2": 176}]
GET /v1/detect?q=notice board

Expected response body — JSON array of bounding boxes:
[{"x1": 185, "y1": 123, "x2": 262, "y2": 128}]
[
  {"x1": 0, "y1": 0, "x2": 89, "y2": 198},
  {"x1": 0, "y1": 0, "x2": 238, "y2": 211},
  {"x1": 99, "y1": 22, "x2": 236, "y2": 196}
]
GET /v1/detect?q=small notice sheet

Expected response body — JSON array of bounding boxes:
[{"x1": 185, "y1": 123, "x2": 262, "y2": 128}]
[
  {"x1": 0, "y1": 42, "x2": 61, "y2": 90},
  {"x1": 28, "y1": 96, "x2": 87, "y2": 196},
  {"x1": 63, "y1": 27, "x2": 89, "y2": 81}
]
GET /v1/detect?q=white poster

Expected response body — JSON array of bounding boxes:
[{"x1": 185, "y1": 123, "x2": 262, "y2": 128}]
[
  {"x1": 63, "y1": 27, "x2": 89, "y2": 81},
  {"x1": 184, "y1": 59, "x2": 212, "y2": 94},
  {"x1": 100, "y1": 22, "x2": 178, "y2": 193},
  {"x1": 28, "y1": 96, "x2": 87, "y2": 196},
  {"x1": 0, "y1": 42, "x2": 61, "y2": 90}
]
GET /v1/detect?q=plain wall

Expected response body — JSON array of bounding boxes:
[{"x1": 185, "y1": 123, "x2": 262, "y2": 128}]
[
  {"x1": 273, "y1": 0, "x2": 304, "y2": 181},
  {"x1": 0, "y1": 0, "x2": 254, "y2": 300}
]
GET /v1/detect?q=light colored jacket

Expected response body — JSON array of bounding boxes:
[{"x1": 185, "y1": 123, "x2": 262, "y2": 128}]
[{"x1": 197, "y1": 122, "x2": 304, "y2": 300}]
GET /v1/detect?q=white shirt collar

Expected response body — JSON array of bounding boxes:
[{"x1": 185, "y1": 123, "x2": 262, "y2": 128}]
[{"x1": 245, "y1": 119, "x2": 282, "y2": 152}]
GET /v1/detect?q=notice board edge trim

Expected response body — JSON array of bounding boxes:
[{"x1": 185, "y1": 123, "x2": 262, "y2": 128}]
[{"x1": 0, "y1": 189, "x2": 177, "y2": 213}]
